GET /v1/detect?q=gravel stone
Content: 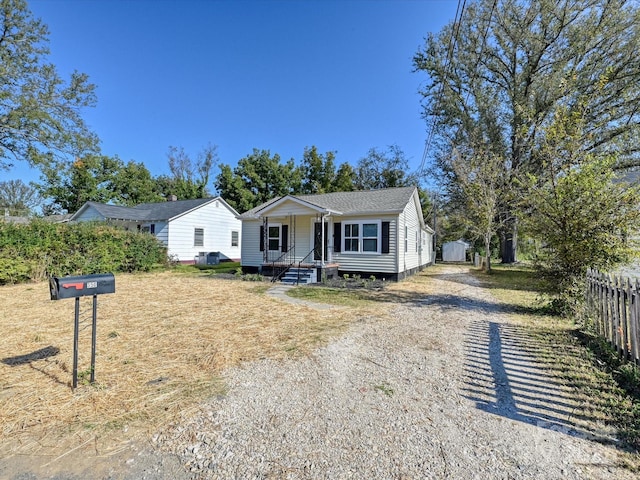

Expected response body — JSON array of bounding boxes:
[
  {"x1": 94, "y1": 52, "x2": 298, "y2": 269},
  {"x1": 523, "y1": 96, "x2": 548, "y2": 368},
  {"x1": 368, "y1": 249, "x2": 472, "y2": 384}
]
[{"x1": 150, "y1": 266, "x2": 634, "y2": 479}]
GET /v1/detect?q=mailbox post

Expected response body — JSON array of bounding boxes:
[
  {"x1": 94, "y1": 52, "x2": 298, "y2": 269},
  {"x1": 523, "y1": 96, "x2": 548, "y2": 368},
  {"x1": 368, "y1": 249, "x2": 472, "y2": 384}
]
[{"x1": 49, "y1": 274, "x2": 115, "y2": 389}]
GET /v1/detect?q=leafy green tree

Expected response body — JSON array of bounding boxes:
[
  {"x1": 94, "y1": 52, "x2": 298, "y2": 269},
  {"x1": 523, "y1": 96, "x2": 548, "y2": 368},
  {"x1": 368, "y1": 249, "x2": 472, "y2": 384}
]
[
  {"x1": 38, "y1": 155, "x2": 121, "y2": 213},
  {"x1": 0, "y1": 0, "x2": 98, "y2": 171},
  {"x1": 0, "y1": 179, "x2": 42, "y2": 215},
  {"x1": 414, "y1": 0, "x2": 640, "y2": 263},
  {"x1": 519, "y1": 104, "x2": 640, "y2": 313},
  {"x1": 300, "y1": 146, "x2": 337, "y2": 194},
  {"x1": 156, "y1": 144, "x2": 218, "y2": 200},
  {"x1": 354, "y1": 145, "x2": 417, "y2": 190},
  {"x1": 110, "y1": 160, "x2": 164, "y2": 206},
  {"x1": 215, "y1": 149, "x2": 302, "y2": 212},
  {"x1": 333, "y1": 163, "x2": 356, "y2": 193},
  {"x1": 450, "y1": 145, "x2": 505, "y2": 272}
]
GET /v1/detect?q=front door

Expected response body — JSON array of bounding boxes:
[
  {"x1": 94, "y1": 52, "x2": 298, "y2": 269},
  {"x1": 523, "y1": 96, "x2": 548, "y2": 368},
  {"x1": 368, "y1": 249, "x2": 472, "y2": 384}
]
[{"x1": 313, "y1": 222, "x2": 329, "y2": 261}]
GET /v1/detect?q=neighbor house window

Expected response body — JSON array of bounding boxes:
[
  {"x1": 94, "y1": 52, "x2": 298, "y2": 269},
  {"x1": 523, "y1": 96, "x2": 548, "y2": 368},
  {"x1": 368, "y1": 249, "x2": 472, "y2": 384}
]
[
  {"x1": 194, "y1": 228, "x2": 204, "y2": 247},
  {"x1": 416, "y1": 231, "x2": 419, "y2": 253},
  {"x1": 343, "y1": 221, "x2": 381, "y2": 254},
  {"x1": 231, "y1": 230, "x2": 239, "y2": 247}
]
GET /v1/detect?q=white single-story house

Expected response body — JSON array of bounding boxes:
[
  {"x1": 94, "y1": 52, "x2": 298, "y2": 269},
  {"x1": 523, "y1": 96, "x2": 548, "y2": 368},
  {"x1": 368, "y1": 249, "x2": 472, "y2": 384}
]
[
  {"x1": 442, "y1": 240, "x2": 470, "y2": 262},
  {"x1": 238, "y1": 186, "x2": 434, "y2": 282},
  {"x1": 70, "y1": 197, "x2": 241, "y2": 263}
]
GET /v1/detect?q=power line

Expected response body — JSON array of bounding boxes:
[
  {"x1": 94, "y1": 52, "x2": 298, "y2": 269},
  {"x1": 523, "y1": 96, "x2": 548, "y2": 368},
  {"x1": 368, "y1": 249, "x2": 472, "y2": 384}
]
[
  {"x1": 418, "y1": 0, "x2": 498, "y2": 178},
  {"x1": 418, "y1": 0, "x2": 467, "y2": 178}
]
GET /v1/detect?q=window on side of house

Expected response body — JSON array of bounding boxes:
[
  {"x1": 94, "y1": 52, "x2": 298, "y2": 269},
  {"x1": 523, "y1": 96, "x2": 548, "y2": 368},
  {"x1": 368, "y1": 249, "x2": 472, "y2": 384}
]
[
  {"x1": 231, "y1": 230, "x2": 239, "y2": 247},
  {"x1": 343, "y1": 221, "x2": 381, "y2": 254},
  {"x1": 405, "y1": 226, "x2": 408, "y2": 253},
  {"x1": 416, "y1": 231, "x2": 419, "y2": 253},
  {"x1": 194, "y1": 228, "x2": 204, "y2": 247}
]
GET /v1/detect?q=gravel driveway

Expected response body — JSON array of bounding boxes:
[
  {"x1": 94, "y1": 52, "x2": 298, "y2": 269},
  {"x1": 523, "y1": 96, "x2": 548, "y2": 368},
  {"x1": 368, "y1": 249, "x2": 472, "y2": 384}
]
[
  {"x1": 7, "y1": 266, "x2": 629, "y2": 479},
  {"x1": 139, "y1": 265, "x2": 632, "y2": 479}
]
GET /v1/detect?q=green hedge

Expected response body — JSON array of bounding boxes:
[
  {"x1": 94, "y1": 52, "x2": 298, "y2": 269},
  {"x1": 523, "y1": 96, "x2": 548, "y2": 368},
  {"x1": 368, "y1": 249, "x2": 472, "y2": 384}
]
[{"x1": 0, "y1": 220, "x2": 168, "y2": 284}]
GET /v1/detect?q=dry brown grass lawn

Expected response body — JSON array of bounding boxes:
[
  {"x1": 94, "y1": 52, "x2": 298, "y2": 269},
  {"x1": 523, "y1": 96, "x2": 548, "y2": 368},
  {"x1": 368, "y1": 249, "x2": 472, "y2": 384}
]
[{"x1": 0, "y1": 271, "x2": 384, "y2": 461}]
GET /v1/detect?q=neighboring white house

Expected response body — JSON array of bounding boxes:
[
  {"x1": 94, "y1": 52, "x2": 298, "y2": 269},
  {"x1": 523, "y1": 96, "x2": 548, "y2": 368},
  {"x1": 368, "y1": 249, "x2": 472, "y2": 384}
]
[
  {"x1": 70, "y1": 197, "x2": 241, "y2": 263},
  {"x1": 238, "y1": 186, "x2": 434, "y2": 281},
  {"x1": 442, "y1": 240, "x2": 470, "y2": 262}
]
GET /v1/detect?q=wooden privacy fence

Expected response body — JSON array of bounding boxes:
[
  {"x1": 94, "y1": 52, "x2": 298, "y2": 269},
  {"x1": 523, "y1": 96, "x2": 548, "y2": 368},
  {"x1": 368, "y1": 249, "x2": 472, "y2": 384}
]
[{"x1": 586, "y1": 269, "x2": 640, "y2": 366}]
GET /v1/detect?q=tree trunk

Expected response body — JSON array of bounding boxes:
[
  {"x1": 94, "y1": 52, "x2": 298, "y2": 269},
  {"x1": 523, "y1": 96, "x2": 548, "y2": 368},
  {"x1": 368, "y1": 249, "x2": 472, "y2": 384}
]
[
  {"x1": 500, "y1": 217, "x2": 518, "y2": 264},
  {"x1": 484, "y1": 235, "x2": 492, "y2": 273}
]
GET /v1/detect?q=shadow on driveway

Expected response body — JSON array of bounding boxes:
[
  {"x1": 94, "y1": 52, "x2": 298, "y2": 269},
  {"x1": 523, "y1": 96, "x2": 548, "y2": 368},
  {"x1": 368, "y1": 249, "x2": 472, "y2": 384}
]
[{"x1": 463, "y1": 319, "x2": 617, "y2": 443}]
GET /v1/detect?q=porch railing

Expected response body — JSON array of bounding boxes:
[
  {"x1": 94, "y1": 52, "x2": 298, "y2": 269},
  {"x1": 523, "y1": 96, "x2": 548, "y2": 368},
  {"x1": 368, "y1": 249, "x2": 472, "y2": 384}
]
[
  {"x1": 269, "y1": 246, "x2": 295, "y2": 282},
  {"x1": 270, "y1": 247, "x2": 316, "y2": 284}
]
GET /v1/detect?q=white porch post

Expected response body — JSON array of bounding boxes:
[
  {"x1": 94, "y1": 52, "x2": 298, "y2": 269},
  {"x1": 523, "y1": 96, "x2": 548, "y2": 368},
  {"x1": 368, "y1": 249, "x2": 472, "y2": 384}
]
[
  {"x1": 322, "y1": 213, "x2": 330, "y2": 265},
  {"x1": 262, "y1": 216, "x2": 268, "y2": 264}
]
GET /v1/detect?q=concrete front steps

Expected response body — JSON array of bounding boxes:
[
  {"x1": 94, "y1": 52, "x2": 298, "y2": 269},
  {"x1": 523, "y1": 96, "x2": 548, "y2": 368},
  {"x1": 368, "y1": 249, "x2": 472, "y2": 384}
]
[{"x1": 280, "y1": 267, "x2": 316, "y2": 285}]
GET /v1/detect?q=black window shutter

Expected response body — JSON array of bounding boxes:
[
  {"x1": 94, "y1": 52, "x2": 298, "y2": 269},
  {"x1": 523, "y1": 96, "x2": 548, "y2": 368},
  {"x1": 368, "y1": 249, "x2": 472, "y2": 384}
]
[
  {"x1": 333, "y1": 222, "x2": 341, "y2": 253},
  {"x1": 259, "y1": 225, "x2": 264, "y2": 251},
  {"x1": 382, "y1": 221, "x2": 390, "y2": 254},
  {"x1": 281, "y1": 225, "x2": 288, "y2": 252}
]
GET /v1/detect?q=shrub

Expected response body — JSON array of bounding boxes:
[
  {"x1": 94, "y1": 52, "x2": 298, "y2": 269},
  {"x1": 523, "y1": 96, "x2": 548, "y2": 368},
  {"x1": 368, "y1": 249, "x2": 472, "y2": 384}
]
[{"x1": 0, "y1": 221, "x2": 168, "y2": 284}]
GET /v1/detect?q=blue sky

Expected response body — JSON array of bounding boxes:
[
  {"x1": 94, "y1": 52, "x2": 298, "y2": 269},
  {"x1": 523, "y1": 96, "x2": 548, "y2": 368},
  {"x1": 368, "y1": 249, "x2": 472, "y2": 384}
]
[{"x1": 7, "y1": 0, "x2": 457, "y2": 192}]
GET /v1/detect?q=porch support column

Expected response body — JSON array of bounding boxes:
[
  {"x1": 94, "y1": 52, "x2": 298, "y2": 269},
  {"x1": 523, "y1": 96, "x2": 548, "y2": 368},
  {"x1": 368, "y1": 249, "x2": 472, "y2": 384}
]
[
  {"x1": 262, "y1": 216, "x2": 269, "y2": 264},
  {"x1": 321, "y1": 213, "x2": 330, "y2": 266}
]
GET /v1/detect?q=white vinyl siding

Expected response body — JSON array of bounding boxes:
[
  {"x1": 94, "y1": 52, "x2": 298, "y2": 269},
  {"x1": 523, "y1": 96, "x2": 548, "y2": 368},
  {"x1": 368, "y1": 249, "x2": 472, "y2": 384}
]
[
  {"x1": 401, "y1": 196, "x2": 431, "y2": 272},
  {"x1": 333, "y1": 215, "x2": 398, "y2": 274},
  {"x1": 166, "y1": 199, "x2": 242, "y2": 262},
  {"x1": 73, "y1": 205, "x2": 106, "y2": 221},
  {"x1": 241, "y1": 221, "x2": 264, "y2": 267}
]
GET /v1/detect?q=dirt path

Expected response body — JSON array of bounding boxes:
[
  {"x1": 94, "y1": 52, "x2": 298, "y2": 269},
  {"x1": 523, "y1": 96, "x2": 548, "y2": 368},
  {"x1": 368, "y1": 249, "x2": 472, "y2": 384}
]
[{"x1": 3, "y1": 265, "x2": 634, "y2": 479}]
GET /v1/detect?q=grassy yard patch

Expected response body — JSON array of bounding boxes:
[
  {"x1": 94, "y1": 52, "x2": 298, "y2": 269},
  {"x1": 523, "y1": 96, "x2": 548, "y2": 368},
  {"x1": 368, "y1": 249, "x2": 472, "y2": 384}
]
[
  {"x1": 287, "y1": 285, "x2": 383, "y2": 307},
  {"x1": 172, "y1": 261, "x2": 241, "y2": 276},
  {"x1": 0, "y1": 271, "x2": 361, "y2": 460}
]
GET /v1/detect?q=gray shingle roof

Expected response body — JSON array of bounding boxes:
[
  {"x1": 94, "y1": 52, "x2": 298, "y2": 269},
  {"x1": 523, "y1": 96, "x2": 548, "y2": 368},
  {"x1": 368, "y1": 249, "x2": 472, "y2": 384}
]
[
  {"x1": 239, "y1": 186, "x2": 418, "y2": 218},
  {"x1": 81, "y1": 198, "x2": 215, "y2": 221},
  {"x1": 134, "y1": 198, "x2": 215, "y2": 220}
]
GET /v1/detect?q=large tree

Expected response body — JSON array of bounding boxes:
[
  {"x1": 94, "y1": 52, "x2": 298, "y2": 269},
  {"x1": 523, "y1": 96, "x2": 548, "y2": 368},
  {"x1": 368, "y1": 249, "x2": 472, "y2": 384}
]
[
  {"x1": 300, "y1": 146, "x2": 337, "y2": 194},
  {"x1": 0, "y1": 0, "x2": 98, "y2": 171},
  {"x1": 450, "y1": 144, "x2": 505, "y2": 272},
  {"x1": 110, "y1": 160, "x2": 164, "y2": 206},
  {"x1": 354, "y1": 145, "x2": 418, "y2": 190},
  {"x1": 156, "y1": 144, "x2": 218, "y2": 200},
  {"x1": 215, "y1": 149, "x2": 302, "y2": 212},
  {"x1": 38, "y1": 154, "x2": 121, "y2": 213},
  {"x1": 519, "y1": 102, "x2": 640, "y2": 311},
  {"x1": 0, "y1": 179, "x2": 42, "y2": 215},
  {"x1": 414, "y1": 0, "x2": 640, "y2": 262}
]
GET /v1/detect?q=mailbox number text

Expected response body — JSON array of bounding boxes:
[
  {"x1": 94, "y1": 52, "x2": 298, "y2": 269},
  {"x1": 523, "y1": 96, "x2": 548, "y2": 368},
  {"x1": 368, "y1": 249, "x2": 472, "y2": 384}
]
[{"x1": 86, "y1": 281, "x2": 98, "y2": 288}]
